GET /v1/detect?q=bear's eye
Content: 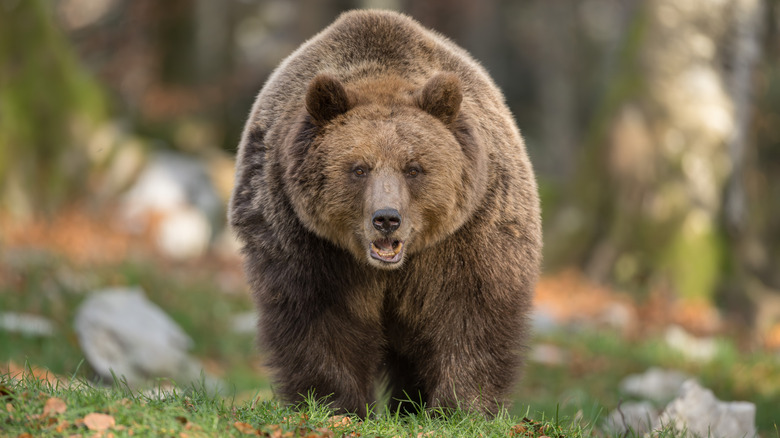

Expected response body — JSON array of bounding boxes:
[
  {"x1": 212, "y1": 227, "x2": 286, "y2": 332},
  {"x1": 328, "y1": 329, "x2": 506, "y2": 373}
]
[
  {"x1": 406, "y1": 166, "x2": 421, "y2": 178},
  {"x1": 353, "y1": 167, "x2": 367, "y2": 177}
]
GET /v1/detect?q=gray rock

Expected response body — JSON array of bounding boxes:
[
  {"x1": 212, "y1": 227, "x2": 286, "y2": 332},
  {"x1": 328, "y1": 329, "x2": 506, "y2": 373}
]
[
  {"x1": 531, "y1": 306, "x2": 559, "y2": 334},
  {"x1": 74, "y1": 287, "x2": 210, "y2": 389},
  {"x1": 231, "y1": 311, "x2": 257, "y2": 334},
  {"x1": 655, "y1": 380, "x2": 757, "y2": 438},
  {"x1": 598, "y1": 301, "x2": 635, "y2": 331},
  {"x1": 120, "y1": 151, "x2": 222, "y2": 259},
  {"x1": 620, "y1": 367, "x2": 689, "y2": 405},
  {"x1": 155, "y1": 206, "x2": 212, "y2": 260},
  {"x1": 529, "y1": 343, "x2": 567, "y2": 366},
  {"x1": 122, "y1": 151, "x2": 222, "y2": 223},
  {"x1": 665, "y1": 325, "x2": 718, "y2": 362},
  {"x1": 0, "y1": 312, "x2": 54, "y2": 337},
  {"x1": 603, "y1": 401, "x2": 657, "y2": 435}
]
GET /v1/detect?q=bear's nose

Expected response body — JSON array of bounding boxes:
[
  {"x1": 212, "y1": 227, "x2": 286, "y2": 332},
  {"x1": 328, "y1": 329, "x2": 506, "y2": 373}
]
[{"x1": 372, "y1": 208, "x2": 401, "y2": 234}]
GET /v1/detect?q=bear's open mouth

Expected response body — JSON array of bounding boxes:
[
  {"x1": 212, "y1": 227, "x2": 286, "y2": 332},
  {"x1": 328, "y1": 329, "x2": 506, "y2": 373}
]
[{"x1": 370, "y1": 238, "x2": 404, "y2": 263}]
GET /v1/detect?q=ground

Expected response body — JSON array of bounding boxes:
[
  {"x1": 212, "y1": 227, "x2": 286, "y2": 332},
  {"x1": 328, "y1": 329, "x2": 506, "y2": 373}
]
[{"x1": 1, "y1": 206, "x2": 778, "y2": 435}]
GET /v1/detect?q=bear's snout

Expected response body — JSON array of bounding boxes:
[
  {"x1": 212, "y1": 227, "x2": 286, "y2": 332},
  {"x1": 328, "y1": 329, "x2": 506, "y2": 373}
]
[{"x1": 371, "y1": 208, "x2": 401, "y2": 234}]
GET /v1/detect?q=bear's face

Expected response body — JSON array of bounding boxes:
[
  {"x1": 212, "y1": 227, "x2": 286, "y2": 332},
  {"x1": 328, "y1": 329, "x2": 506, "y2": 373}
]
[{"x1": 284, "y1": 73, "x2": 475, "y2": 269}]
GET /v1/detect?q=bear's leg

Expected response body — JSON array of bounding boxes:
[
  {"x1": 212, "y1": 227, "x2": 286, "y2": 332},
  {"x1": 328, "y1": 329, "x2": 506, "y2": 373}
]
[
  {"x1": 425, "y1": 342, "x2": 516, "y2": 416},
  {"x1": 261, "y1": 303, "x2": 383, "y2": 418},
  {"x1": 416, "y1": 306, "x2": 524, "y2": 417},
  {"x1": 384, "y1": 350, "x2": 427, "y2": 416}
]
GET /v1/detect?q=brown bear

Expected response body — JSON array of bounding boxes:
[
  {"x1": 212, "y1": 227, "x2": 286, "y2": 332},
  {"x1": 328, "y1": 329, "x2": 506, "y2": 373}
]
[{"x1": 229, "y1": 10, "x2": 541, "y2": 418}]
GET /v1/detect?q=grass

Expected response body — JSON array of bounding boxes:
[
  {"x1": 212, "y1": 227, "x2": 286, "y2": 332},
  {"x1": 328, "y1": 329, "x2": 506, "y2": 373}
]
[
  {"x1": 0, "y1": 371, "x2": 591, "y2": 437},
  {"x1": 1, "y1": 249, "x2": 778, "y2": 436}
]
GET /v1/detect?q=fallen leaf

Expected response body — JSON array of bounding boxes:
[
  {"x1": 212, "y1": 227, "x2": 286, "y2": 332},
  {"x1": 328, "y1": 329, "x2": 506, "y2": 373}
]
[
  {"x1": 56, "y1": 420, "x2": 70, "y2": 433},
  {"x1": 184, "y1": 422, "x2": 201, "y2": 431},
  {"x1": 17, "y1": 433, "x2": 33, "y2": 438},
  {"x1": 43, "y1": 397, "x2": 67, "y2": 416},
  {"x1": 83, "y1": 412, "x2": 115, "y2": 431},
  {"x1": 233, "y1": 421, "x2": 259, "y2": 435},
  {"x1": 509, "y1": 424, "x2": 527, "y2": 435},
  {"x1": 6, "y1": 402, "x2": 14, "y2": 412},
  {"x1": 3, "y1": 361, "x2": 65, "y2": 385},
  {"x1": 314, "y1": 427, "x2": 335, "y2": 437},
  {"x1": 327, "y1": 415, "x2": 352, "y2": 428}
]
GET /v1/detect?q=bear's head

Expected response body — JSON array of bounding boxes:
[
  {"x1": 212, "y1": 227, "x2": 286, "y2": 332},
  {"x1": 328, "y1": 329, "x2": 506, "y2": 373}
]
[{"x1": 283, "y1": 72, "x2": 485, "y2": 269}]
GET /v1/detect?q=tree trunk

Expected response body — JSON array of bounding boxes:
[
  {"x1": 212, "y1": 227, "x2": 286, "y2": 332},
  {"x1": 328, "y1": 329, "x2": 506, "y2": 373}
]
[
  {"x1": 546, "y1": 0, "x2": 765, "y2": 306},
  {"x1": 0, "y1": 0, "x2": 107, "y2": 217}
]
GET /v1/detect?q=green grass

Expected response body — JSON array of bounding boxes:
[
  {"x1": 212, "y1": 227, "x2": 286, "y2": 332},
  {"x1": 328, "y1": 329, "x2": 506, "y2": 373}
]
[
  {"x1": 0, "y1": 370, "x2": 625, "y2": 437},
  {"x1": 519, "y1": 329, "x2": 780, "y2": 434},
  {"x1": 1, "y1": 250, "x2": 778, "y2": 436}
]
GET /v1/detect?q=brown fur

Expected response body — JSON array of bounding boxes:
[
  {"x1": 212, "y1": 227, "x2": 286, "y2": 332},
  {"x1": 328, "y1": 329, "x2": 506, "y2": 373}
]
[{"x1": 229, "y1": 10, "x2": 542, "y2": 418}]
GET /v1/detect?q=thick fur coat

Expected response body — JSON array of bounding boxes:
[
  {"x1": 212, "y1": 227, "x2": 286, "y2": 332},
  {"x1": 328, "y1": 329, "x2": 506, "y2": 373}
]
[{"x1": 230, "y1": 10, "x2": 542, "y2": 417}]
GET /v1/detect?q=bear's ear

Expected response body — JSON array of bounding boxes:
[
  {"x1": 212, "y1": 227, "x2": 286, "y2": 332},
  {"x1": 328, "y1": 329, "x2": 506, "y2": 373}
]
[
  {"x1": 305, "y1": 74, "x2": 351, "y2": 126},
  {"x1": 417, "y1": 72, "x2": 462, "y2": 125}
]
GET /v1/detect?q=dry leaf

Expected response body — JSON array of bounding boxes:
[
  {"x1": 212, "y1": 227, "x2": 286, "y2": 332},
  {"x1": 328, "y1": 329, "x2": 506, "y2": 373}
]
[
  {"x1": 184, "y1": 422, "x2": 201, "y2": 431},
  {"x1": 327, "y1": 415, "x2": 352, "y2": 428},
  {"x1": 56, "y1": 420, "x2": 70, "y2": 433},
  {"x1": 233, "y1": 421, "x2": 259, "y2": 435},
  {"x1": 319, "y1": 428, "x2": 336, "y2": 438},
  {"x1": 83, "y1": 412, "x2": 116, "y2": 431},
  {"x1": 509, "y1": 424, "x2": 527, "y2": 435},
  {"x1": 43, "y1": 397, "x2": 67, "y2": 416}
]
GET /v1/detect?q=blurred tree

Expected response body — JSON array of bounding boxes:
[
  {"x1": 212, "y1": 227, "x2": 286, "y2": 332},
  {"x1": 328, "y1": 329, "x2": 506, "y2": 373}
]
[
  {"x1": 722, "y1": 0, "x2": 780, "y2": 332},
  {"x1": 544, "y1": 0, "x2": 770, "y2": 310},
  {"x1": 57, "y1": 0, "x2": 359, "y2": 153},
  {"x1": 0, "y1": 0, "x2": 107, "y2": 216},
  {"x1": 7, "y1": 0, "x2": 778, "y2": 331}
]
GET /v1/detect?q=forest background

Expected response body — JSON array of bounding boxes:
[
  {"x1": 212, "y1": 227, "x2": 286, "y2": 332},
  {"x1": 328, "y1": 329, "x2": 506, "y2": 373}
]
[{"x1": 1, "y1": 0, "x2": 779, "y2": 434}]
